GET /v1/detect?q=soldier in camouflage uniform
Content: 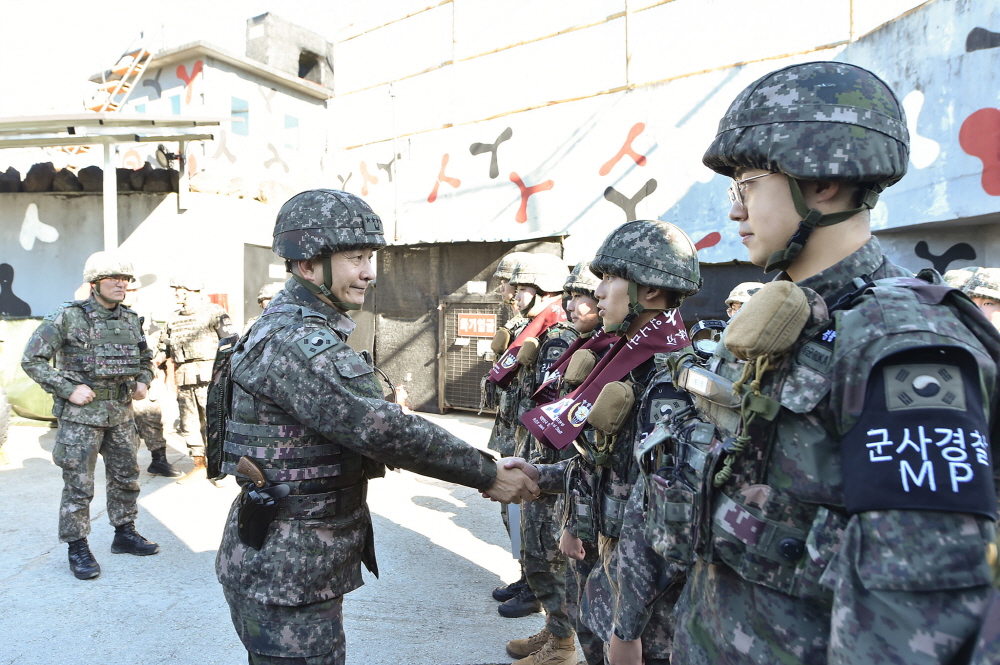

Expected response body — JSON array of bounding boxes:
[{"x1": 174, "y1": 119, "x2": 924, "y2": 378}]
[
  {"x1": 511, "y1": 221, "x2": 702, "y2": 665},
  {"x1": 124, "y1": 278, "x2": 180, "y2": 477},
  {"x1": 215, "y1": 189, "x2": 540, "y2": 665},
  {"x1": 162, "y1": 274, "x2": 236, "y2": 480},
  {"x1": 485, "y1": 252, "x2": 536, "y2": 604},
  {"x1": 21, "y1": 251, "x2": 160, "y2": 580},
  {"x1": 963, "y1": 268, "x2": 1000, "y2": 328},
  {"x1": 556, "y1": 262, "x2": 606, "y2": 665},
  {"x1": 630, "y1": 61, "x2": 1000, "y2": 665},
  {"x1": 244, "y1": 282, "x2": 284, "y2": 334},
  {"x1": 502, "y1": 254, "x2": 580, "y2": 661}
]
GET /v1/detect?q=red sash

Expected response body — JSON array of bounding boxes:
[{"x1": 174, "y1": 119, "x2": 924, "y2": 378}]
[
  {"x1": 531, "y1": 328, "x2": 616, "y2": 404},
  {"x1": 522, "y1": 310, "x2": 690, "y2": 450},
  {"x1": 487, "y1": 298, "x2": 567, "y2": 388}
]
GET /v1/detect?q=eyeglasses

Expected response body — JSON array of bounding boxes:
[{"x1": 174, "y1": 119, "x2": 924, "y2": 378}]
[
  {"x1": 102, "y1": 276, "x2": 131, "y2": 284},
  {"x1": 727, "y1": 172, "x2": 777, "y2": 206}
]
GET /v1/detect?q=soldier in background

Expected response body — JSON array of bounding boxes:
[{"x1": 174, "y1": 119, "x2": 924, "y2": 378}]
[
  {"x1": 124, "y1": 278, "x2": 180, "y2": 477},
  {"x1": 724, "y1": 281, "x2": 764, "y2": 318},
  {"x1": 963, "y1": 268, "x2": 1000, "y2": 327},
  {"x1": 484, "y1": 251, "x2": 535, "y2": 604},
  {"x1": 243, "y1": 282, "x2": 284, "y2": 334},
  {"x1": 162, "y1": 275, "x2": 237, "y2": 481},
  {"x1": 21, "y1": 251, "x2": 160, "y2": 580}
]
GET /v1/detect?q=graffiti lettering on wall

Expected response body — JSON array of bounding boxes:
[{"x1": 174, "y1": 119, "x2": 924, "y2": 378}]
[
  {"x1": 258, "y1": 85, "x2": 277, "y2": 112},
  {"x1": 377, "y1": 154, "x2": 401, "y2": 182},
  {"x1": 695, "y1": 233, "x2": 721, "y2": 251},
  {"x1": 20, "y1": 203, "x2": 58, "y2": 251},
  {"x1": 600, "y1": 123, "x2": 648, "y2": 176},
  {"x1": 265, "y1": 143, "x2": 289, "y2": 173},
  {"x1": 176, "y1": 60, "x2": 204, "y2": 105},
  {"x1": 510, "y1": 172, "x2": 555, "y2": 224},
  {"x1": 604, "y1": 180, "x2": 657, "y2": 221},
  {"x1": 960, "y1": 108, "x2": 1000, "y2": 196},
  {"x1": 914, "y1": 241, "x2": 977, "y2": 274},
  {"x1": 360, "y1": 162, "x2": 379, "y2": 196},
  {"x1": 213, "y1": 130, "x2": 237, "y2": 163},
  {"x1": 337, "y1": 172, "x2": 352, "y2": 188},
  {"x1": 902, "y1": 90, "x2": 940, "y2": 169},
  {"x1": 966, "y1": 28, "x2": 1000, "y2": 52},
  {"x1": 427, "y1": 154, "x2": 461, "y2": 203},
  {"x1": 0, "y1": 263, "x2": 31, "y2": 316},
  {"x1": 142, "y1": 68, "x2": 163, "y2": 99},
  {"x1": 469, "y1": 127, "x2": 513, "y2": 179}
]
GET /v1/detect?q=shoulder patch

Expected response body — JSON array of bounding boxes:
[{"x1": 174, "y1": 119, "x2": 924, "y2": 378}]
[{"x1": 294, "y1": 328, "x2": 341, "y2": 359}]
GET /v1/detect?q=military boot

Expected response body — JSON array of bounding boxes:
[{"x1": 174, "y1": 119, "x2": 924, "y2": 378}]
[
  {"x1": 67, "y1": 538, "x2": 101, "y2": 580},
  {"x1": 177, "y1": 455, "x2": 206, "y2": 484},
  {"x1": 111, "y1": 522, "x2": 160, "y2": 555},
  {"x1": 493, "y1": 574, "x2": 528, "y2": 602},
  {"x1": 506, "y1": 626, "x2": 552, "y2": 658},
  {"x1": 512, "y1": 633, "x2": 576, "y2": 665},
  {"x1": 498, "y1": 585, "x2": 542, "y2": 618},
  {"x1": 147, "y1": 449, "x2": 182, "y2": 477}
]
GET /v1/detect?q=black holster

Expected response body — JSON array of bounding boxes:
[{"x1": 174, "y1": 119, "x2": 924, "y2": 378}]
[{"x1": 237, "y1": 491, "x2": 278, "y2": 550}]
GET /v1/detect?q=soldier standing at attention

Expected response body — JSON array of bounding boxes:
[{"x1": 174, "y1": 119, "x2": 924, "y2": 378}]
[
  {"x1": 509, "y1": 221, "x2": 701, "y2": 665},
  {"x1": 163, "y1": 274, "x2": 237, "y2": 481},
  {"x1": 22, "y1": 251, "x2": 160, "y2": 580},
  {"x1": 216, "y1": 189, "x2": 539, "y2": 665},
  {"x1": 124, "y1": 277, "x2": 181, "y2": 477},
  {"x1": 484, "y1": 251, "x2": 539, "y2": 604},
  {"x1": 627, "y1": 61, "x2": 999, "y2": 665}
]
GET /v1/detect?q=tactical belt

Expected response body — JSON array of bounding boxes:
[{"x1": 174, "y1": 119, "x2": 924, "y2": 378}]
[
  {"x1": 221, "y1": 452, "x2": 363, "y2": 483},
  {"x1": 274, "y1": 483, "x2": 367, "y2": 520},
  {"x1": 90, "y1": 384, "x2": 130, "y2": 401},
  {"x1": 601, "y1": 493, "x2": 627, "y2": 534}
]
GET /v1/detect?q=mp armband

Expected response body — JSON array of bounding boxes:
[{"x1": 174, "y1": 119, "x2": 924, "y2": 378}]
[{"x1": 841, "y1": 346, "x2": 997, "y2": 520}]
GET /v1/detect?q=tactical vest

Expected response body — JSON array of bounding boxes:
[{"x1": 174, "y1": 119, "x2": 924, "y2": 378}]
[
  {"x1": 221, "y1": 304, "x2": 385, "y2": 503},
  {"x1": 169, "y1": 305, "x2": 222, "y2": 363},
  {"x1": 56, "y1": 300, "x2": 144, "y2": 382}
]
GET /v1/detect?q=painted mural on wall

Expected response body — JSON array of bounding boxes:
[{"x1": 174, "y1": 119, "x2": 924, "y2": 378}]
[{"x1": 325, "y1": 0, "x2": 1000, "y2": 271}]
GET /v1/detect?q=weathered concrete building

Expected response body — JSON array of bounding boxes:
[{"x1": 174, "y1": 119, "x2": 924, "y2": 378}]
[{"x1": 3, "y1": 1, "x2": 999, "y2": 412}]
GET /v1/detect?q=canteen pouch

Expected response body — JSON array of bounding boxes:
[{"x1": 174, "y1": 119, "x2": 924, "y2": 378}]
[
  {"x1": 725, "y1": 280, "x2": 810, "y2": 361},
  {"x1": 491, "y1": 328, "x2": 512, "y2": 355},
  {"x1": 564, "y1": 349, "x2": 598, "y2": 386},
  {"x1": 645, "y1": 475, "x2": 697, "y2": 565},
  {"x1": 587, "y1": 381, "x2": 635, "y2": 434},
  {"x1": 516, "y1": 337, "x2": 541, "y2": 366}
]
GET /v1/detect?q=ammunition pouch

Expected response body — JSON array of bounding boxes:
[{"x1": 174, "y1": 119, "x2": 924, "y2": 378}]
[
  {"x1": 564, "y1": 349, "x2": 597, "y2": 386},
  {"x1": 600, "y1": 492, "x2": 628, "y2": 539},
  {"x1": 516, "y1": 337, "x2": 540, "y2": 366},
  {"x1": 587, "y1": 381, "x2": 634, "y2": 434},
  {"x1": 570, "y1": 491, "x2": 596, "y2": 542},
  {"x1": 491, "y1": 328, "x2": 512, "y2": 355}
]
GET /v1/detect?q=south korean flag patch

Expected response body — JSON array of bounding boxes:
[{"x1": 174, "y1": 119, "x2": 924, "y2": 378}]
[{"x1": 841, "y1": 345, "x2": 997, "y2": 520}]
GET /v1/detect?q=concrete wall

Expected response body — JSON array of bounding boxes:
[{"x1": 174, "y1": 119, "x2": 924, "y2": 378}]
[{"x1": 322, "y1": 0, "x2": 1000, "y2": 278}]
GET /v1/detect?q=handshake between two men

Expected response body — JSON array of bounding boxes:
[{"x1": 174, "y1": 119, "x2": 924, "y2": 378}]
[{"x1": 481, "y1": 457, "x2": 542, "y2": 504}]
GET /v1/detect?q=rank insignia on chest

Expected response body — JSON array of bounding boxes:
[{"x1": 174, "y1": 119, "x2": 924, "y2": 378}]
[
  {"x1": 797, "y1": 324, "x2": 836, "y2": 374},
  {"x1": 295, "y1": 328, "x2": 339, "y2": 359}
]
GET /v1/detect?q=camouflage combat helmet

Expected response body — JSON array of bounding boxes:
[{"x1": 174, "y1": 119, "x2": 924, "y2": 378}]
[
  {"x1": 272, "y1": 189, "x2": 386, "y2": 310},
  {"x1": 704, "y1": 61, "x2": 910, "y2": 273},
  {"x1": 257, "y1": 282, "x2": 284, "y2": 305},
  {"x1": 564, "y1": 262, "x2": 601, "y2": 297},
  {"x1": 964, "y1": 268, "x2": 1000, "y2": 303},
  {"x1": 169, "y1": 275, "x2": 204, "y2": 291},
  {"x1": 726, "y1": 282, "x2": 765, "y2": 306},
  {"x1": 509, "y1": 253, "x2": 568, "y2": 294},
  {"x1": 590, "y1": 220, "x2": 702, "y2": 335},
  {"x1": 83, "y1": 251, "x2": 134, "y2": 283},
  {"x1": 943, "y1": 266, "x2": 981, "y2": 291},
  {"x1": 493, "y1": 252, "x2": 534, "y2": 281}
]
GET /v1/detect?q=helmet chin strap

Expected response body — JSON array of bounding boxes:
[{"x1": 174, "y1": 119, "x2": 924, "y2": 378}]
[
  {"x1": 518, "y1": 292, "x2": 538, "y2": 317},
  {"x1": 764, "y1": 176, "x2": 883, "y2": 274},
  {"x1": 603, "y1": 281, "x2": 665, "y2": 337},
  {"x1": 292, "y1": 255, "x2": 363, "y2": 311}
]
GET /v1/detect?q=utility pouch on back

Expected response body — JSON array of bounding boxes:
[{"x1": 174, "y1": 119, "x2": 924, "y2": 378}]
[
  {"x1": 587, "y1": 381, "x2": 634, "y2": 434},
  {"x1": 206, "y1": 334, "x2": 239, "y2": 481},
  {"x1": 564, "y1": 349, "x2": 597, "y2": 386}
]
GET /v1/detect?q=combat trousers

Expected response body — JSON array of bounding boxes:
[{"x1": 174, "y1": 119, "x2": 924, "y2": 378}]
[
  {"x1": 523, "y1": 493, "x2": 573, "y2": 639},
  {"x1": 567, "y1": 540, "x2": 605, "y2": 665},
  {"x1": 176, "y1": 381, "x2": 208, "y2": 457},
  {"x1": 52, "y1": 418, "x2": 140, "y2": 543},
  {"x1": 132, "y1": 380, "x2": 166, "y2": 453},
  {"x1": 223, "y1": 586, "x2": 346, "y2": 665}
]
